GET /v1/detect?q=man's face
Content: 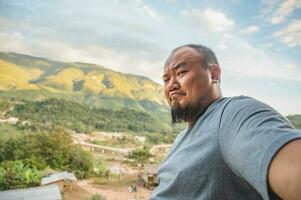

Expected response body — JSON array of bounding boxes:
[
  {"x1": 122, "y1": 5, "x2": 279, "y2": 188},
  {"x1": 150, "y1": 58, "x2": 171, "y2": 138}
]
[{"x1": 163, "y1": 47, "x2": 216, "y2": 123}]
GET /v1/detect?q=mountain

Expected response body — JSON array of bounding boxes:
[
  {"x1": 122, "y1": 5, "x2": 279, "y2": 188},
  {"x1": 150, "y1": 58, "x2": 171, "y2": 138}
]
[
  {"x1": 287, "y1": 115, "x2": 301, "y2": 130},
  {"x1": 0, "y1": 52, "x2": 168, "y2": 114}
]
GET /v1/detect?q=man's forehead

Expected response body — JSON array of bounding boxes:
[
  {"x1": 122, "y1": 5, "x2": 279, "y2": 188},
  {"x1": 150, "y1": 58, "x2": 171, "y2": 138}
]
[
  {"x1": 164, "y1": 47, "x2": 202, "y2": 70},
  {"x1": 174, "y1": 47, "x2": 200, "y2": 56}
]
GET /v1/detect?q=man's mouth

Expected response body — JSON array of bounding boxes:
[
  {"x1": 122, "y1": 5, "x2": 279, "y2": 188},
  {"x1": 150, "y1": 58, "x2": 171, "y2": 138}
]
[{"x1": 170, "y1": 93, "x2": 186, "y2": 102}]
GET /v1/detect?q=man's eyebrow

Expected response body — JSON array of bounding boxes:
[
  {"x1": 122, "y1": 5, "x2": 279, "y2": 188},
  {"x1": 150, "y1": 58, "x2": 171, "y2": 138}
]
[
  {"x1": 172, "y1": 61, "x2": 186, "y2": 69},
  {"x1": 162, "y1": 62, "x2": 187, "y2": 79}
]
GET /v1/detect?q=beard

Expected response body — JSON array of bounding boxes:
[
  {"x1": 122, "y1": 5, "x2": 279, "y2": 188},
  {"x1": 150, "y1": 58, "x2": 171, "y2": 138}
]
[{"x1": 171, "y1": 98, "x2": 209, "y2": 124}]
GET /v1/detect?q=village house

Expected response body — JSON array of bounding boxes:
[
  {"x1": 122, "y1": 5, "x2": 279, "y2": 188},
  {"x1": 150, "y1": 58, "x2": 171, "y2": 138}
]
[
  {"x1": 0, "y1": 184, "x2": 62, "y2": 200},
  {"x1": 41, "y1": 171, "x2": 77, "y2": 193},
  {"x1": 143, "y1": 164, "x2": 159, "y2": 189}
]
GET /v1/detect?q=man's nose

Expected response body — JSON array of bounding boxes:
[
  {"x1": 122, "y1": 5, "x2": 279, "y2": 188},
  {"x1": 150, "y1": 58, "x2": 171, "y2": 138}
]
[{"x1": 167, "y1": 77, "x2": 180, "y2": 91}]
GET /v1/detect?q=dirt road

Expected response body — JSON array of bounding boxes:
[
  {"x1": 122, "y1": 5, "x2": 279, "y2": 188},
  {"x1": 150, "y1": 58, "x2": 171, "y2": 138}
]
[{"x1": 63, "y1": 179, "x2": 151, "y2": 200}]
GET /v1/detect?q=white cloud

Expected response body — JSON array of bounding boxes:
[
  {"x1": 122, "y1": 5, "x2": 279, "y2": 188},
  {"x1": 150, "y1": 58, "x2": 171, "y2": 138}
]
[
  {"x1": 240, "y1": 26, "x2": 259, "y2": 34},
  {"x1": 269, "y1": 82, "x2": 277, "y2": 86},
  {"x1": 274, "y1": 19, "x2": 301, "y2": 47},
  {"x1": 1, "y1": 1, "x2": 299, "y2": 85},
  {"x1": 218, "y1": 41, "x2": 228, "y2": 50},
  {"x1": 286, "y1": 63, "x2": 297, "y2": 70},
  {"x1": 217, "y1": 34, "x2": 301, "y2": 82},
  {"x1": 164, "y1": 0, "x2": 177, "y2": 4},
  {"x1": 141, "y1": 4, "x2": 164, "y2": 23},
  {"x1": 0, "y1": 32, "x2": 31, "y2": 54},
  {"x1": 262, "y1": 0, "x2": 301, "y2": 24},
  {"x1": 182, "y1": 8, "x2": 235, "y2": 32},
  {"x1": 0, "y1": 31, "x2": 165, "y2": 84}
]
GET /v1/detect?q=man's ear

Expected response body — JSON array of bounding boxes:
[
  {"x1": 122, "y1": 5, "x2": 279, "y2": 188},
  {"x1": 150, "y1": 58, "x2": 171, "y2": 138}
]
[{"x1": 210, "y1": 64, "x2": 221, "y2": 83}]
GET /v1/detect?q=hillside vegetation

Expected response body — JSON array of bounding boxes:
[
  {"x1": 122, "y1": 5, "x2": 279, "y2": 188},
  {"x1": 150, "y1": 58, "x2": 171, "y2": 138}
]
[
  {"x1": 6, "y1": 98, "x2": 172, "y2": 133},
  {"x1": 287, "y1": 115, "x2": 301, "y2": 130},
  {"x1": 0, "y1": 127, "x2": 98, "y2": 190}
]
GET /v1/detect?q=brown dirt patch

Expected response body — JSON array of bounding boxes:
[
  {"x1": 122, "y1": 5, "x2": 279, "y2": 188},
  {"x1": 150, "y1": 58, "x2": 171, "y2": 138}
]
[{"x1": 63, "y1": 176, "x2": 151, "y2": 200}]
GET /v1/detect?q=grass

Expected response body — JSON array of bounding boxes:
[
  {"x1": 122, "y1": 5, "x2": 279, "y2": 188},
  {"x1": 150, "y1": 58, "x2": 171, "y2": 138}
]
[
  {"x1": 0, "y1": 98, "x2": 12, "y2": 113},
  {"x1": 0, "y1": 124, "x2": 28, "y2": 140},
  {"x1": 91, "y1": 137, "x2": 140, "y2": 148},
  {"x1": 93, "y1": 174, "x2": 136, "y2": 189},
  {"x1": 89, "y1": 193, "x2": 107, "y2": 200},
  {"x1": 0, "y1": 59, "x2": 42, "y2": 90}
]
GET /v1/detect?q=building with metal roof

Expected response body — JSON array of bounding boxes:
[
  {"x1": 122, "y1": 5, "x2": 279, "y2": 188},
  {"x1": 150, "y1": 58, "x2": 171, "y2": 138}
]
[
  {"x1": 0, "y1": 184, "x2": 62, "y2": 200},
  {"x1": 41, "y1": 171, "x2": 77, "y2": 186}
]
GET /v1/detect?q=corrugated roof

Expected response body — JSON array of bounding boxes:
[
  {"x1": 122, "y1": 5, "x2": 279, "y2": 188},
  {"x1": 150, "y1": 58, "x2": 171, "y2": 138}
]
[
  {"x1": 0, "y1": 184, "x2": 61, "y2": 200},
  {"x1": 41, "y1": 171, "x2": 77, "y2": 185}
]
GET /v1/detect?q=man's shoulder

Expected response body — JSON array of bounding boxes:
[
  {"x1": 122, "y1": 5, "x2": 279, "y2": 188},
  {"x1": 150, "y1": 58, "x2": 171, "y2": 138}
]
[
  {"x1": 223, "y1": 95, "x2": 272, "y2": 112},
  {"x1": 173, "y1": 127, "x2": 188, "y2": 142},
  {"x1": 212, "y1": 95, "x2": 257, "y2": 108},
  {"x1": 220, "y1": 95, "x2": 289, "y2": 127},
  {"x1": 209, "y1": 96, "x2": 259, "y2": 115},
  {"x1": 226, "y1": 95, "x2": 257, "y2": 103},
  {"x1": 218, "y1": 95, "x2": 283, "y2": 124}
]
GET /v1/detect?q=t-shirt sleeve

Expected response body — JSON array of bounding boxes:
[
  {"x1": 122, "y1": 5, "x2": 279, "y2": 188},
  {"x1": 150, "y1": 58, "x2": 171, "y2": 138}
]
[{"x1": 218, "y1": 96, "x2": 301, "y2": 200}]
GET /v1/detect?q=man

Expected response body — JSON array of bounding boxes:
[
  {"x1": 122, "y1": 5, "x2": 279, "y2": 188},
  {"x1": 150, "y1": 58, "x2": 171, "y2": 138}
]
[{"x1": 151, "y1": 44, "x2": 301, "y2": 200}]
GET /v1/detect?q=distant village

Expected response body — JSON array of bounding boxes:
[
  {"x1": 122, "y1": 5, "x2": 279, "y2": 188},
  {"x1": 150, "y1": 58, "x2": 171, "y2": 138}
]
[{"x1": 0, "y1": 114, "x2": 172, "y2": 200}]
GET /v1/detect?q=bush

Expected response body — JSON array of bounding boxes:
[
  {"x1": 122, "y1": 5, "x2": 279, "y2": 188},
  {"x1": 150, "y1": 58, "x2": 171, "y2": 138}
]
[
  {"x1": 126, "y1": 146, "x2": 151, "y2": 164},
  {"x1": 66, "y1": 146, "x2": 94, "y2": 179},
  {"x1": 89, "y1": 193, "x2": 106, "y2": 200},
  {"x1": 94, "y1": 161, "x2": 110, "y2": 178},
  {"x1": 0, "y1": 129, "x2": 95, "y2": 180},
  {"x1": 0, "y1": 160, "x2": 41, "y2": 191}
]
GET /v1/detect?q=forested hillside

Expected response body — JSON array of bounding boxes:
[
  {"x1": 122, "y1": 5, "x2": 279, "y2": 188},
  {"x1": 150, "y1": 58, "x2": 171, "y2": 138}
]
[
  {"x1": 287, "y1": 115, "x2": 301, "y2": 130},
  {"x1": 6, "y1": 98, "x2": 172, "y2": 133}
]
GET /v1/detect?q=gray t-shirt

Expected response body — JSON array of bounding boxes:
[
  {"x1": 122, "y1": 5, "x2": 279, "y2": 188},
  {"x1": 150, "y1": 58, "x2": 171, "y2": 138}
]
[{"x1": 151, "y1": 96, "x2": 301, "y2": 200}]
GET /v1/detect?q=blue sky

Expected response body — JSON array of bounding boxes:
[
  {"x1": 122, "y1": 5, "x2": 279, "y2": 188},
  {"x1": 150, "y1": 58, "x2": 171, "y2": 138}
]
[{"x1": 0, "y1": 0, "x2": 300, "y2": 115}]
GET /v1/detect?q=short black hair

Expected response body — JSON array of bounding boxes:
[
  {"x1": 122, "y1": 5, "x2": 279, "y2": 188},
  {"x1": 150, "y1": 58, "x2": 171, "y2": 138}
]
[{"x1": 167, "y1": 44, "x2": 219, "y2": 68}]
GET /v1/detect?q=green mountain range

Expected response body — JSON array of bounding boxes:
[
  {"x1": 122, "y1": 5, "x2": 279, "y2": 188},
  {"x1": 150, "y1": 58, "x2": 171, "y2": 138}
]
[
  {"x1": 1, "y1": 52, "x2": 300, "y2": 133},
  {"x1": 0, "y1": 52, "x2": 168, "y2": 113}
]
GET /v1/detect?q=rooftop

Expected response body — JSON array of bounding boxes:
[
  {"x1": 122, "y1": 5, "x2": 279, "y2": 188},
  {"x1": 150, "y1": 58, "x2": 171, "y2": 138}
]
[
  {"x1": 0, "y1": 184, "x2": 61, "y2": 200},
  {"x1": 41, "y1": 171, "x2": 77, "y2": 185}
]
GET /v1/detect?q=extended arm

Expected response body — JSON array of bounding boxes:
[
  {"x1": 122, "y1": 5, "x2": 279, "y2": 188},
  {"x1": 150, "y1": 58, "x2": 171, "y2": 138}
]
[{"x1": 268, "y1": 139, "x2": 301, "y2": 200}]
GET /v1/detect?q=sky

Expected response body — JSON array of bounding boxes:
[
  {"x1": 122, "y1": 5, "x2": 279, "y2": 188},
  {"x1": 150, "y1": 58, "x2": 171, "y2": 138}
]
[{"x1": 0, "y1": 0, "x2": 300, "y2": 115}]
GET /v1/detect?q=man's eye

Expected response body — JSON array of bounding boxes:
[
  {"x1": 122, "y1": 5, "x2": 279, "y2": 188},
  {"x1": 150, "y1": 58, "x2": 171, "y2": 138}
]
[
  {"x1": 163, "y1": 78, "x2": 170, "y2": 84},
  {"x1": 177, "y1": 71, "x2": 187, "y2": 76}
]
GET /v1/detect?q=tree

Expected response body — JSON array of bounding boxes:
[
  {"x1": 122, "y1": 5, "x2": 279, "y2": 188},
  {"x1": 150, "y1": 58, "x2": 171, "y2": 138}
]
[
  {"x1": 67, "y1": 146, "x2": 94, "y2": 179},
  {"x1": 126, "y1": 146, "x2": 152, "y2": 164}
]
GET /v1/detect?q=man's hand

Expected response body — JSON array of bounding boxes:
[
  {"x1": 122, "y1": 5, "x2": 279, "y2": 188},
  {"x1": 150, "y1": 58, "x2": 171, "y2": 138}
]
[{"x1": 268, "y1": 139, "x2": 301, "y2": 200}]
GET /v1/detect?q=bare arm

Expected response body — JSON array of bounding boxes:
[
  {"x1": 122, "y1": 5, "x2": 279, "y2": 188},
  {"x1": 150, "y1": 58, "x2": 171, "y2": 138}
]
[{"x1": 268, "y1": 139, "x2": 301, "y2": 200}]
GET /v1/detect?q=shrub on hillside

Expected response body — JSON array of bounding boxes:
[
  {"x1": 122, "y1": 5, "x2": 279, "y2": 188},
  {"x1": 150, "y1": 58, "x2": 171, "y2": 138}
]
[
  {"x1": 126, "y1": 146, "x2": 152, "y2": 164},
  {"x1": 89, "y1": 193, "x2": 106, "y2": 200},
  {"x1": 0, "y1": 129, "x2": 95, "y2": 180},
  {"x1": 66, "y1": 146, "x2": 94, "y2": 179},
  {"x1": 0, "y1": 160, "x2": 41, "y2": 191}
]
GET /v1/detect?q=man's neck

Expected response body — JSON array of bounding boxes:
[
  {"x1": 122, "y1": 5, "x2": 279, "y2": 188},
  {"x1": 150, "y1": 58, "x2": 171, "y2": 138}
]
[{"x1": 187, "y1": 95, "x2": 222, "y2": 127}]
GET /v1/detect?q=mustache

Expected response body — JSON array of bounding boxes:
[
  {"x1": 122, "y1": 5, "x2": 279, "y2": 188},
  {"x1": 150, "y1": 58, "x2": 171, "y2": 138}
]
[{"x1": 169, "y1": 91, "x2": 186, "y2": 102}]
